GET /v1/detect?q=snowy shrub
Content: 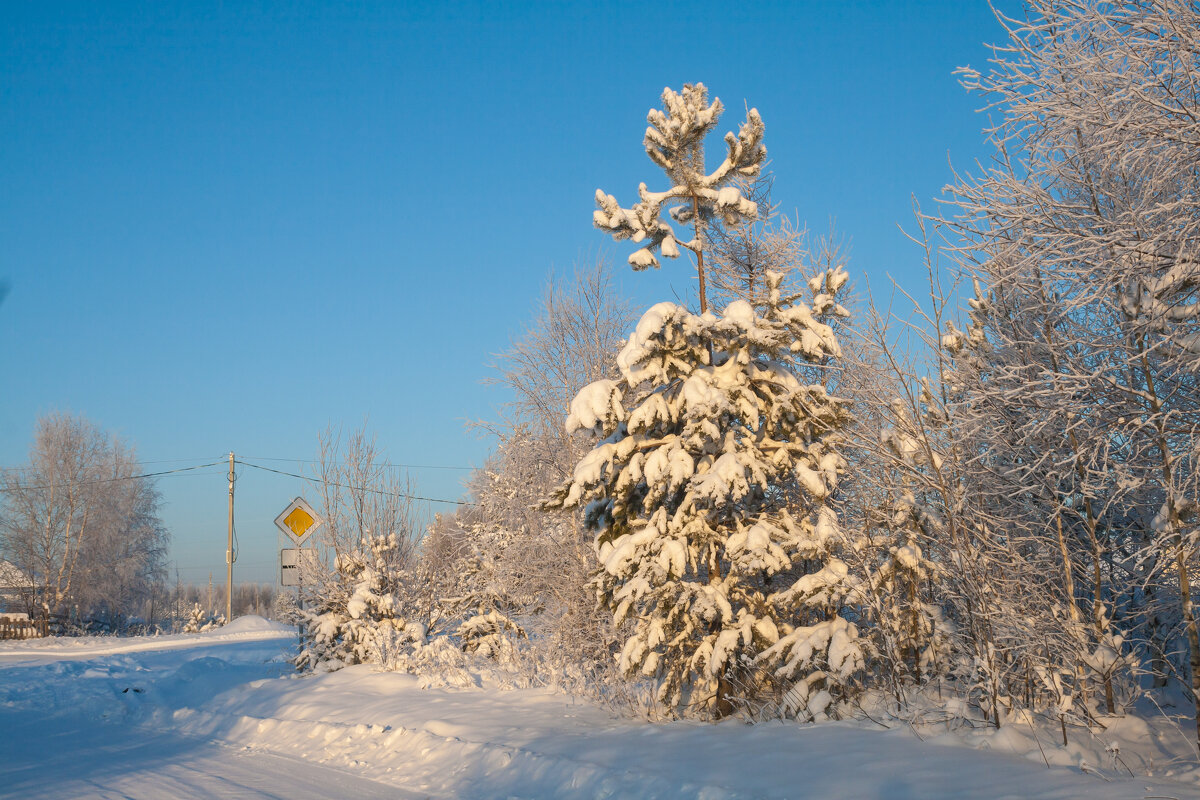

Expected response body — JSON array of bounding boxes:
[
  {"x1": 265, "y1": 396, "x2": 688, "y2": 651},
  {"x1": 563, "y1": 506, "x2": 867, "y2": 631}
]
[
  {"x1": 295, "y1": 427, "x2": 436, "y2": 673},
  {"x1": 296, "y1": 531, "x2": 422, "y2": 671},
  {"x1": 182, "y1": 603, "x2": 224, "y2": 634},
  {"x1": 457, "y1": 610, "x2": 526, "y2": 662},
  {"x1": 383, "y1": 634, "x2": 478, "y2": 687},
  {"x1": 270, "y1": 590, "x2": 300, "y2": 626},
  {"x1": 550, "y1": 270, "x2": 864, "y2": 719},
  {"x1": 860, "y1": 491, "x2": 954, "y2": 690}
]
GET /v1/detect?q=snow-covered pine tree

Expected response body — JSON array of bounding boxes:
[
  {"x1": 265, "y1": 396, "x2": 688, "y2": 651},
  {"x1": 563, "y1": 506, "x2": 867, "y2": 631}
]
[
  {"x1": 548, "y1": 269, "x2": 863, "y2": 719},
  {"x1": 182, "y1": 602, "x2": 220, "y2": 634},
  {"x1": 458, "y1": 609, "x2": 526, "y2": 662},
  {"x1": 297, "y1": 530, "x2": 426, "y2": 671},
  {"x1": 593, "y1": 83, "x2": 765, "y2": 313},
  {"x1": 297, "y1": 427, "x2": 429, "y2": 671}
]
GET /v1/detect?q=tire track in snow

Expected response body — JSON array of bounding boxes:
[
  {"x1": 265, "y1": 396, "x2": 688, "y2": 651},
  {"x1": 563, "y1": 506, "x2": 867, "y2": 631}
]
[{"x1": 0, "y1": 707, "x2": 430, "y2": 800}]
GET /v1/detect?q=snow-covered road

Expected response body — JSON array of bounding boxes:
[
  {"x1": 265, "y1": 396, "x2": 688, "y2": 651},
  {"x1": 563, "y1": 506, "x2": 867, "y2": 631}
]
[
  {"x1": 2, "y1": 709, "x2": 412, "y2": 799},
  {"x1": 1, "y1": 618, "x2": 1196, "y2": 799},
  {"x1": 0, "y1": 618, "x2": 408, "y2": 800},
  {"x1": 0, "y1": 619, "x2": 410, "y2": 799}
]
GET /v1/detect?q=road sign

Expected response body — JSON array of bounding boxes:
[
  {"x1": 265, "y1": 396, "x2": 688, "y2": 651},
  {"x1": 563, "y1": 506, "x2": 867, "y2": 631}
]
[
  {"x1": 280, "y1": 548, "x2": 318, "y2": 586},
  {"x1": 274, "y1": 497, "x2": 322, "y2": 544}
]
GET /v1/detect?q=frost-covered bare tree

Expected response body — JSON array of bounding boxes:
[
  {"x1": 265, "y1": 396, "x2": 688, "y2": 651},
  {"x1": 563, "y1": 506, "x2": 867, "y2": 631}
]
[
  {"x1": 940, "y1": 0, "x2": 1200, "y2": 740},
  {"x1": 594, "y1": 83, "x2": 766, "y2": 312},
  {"x1": 71, "y1": 443, "x2": 168, "y2": 630},
  {"x1": 703, "y1": 173, "x2": 852, "y2": 319},
  {"x1": 827, "y1": 209, "x2": 1090, "y2": 733},
  {"x1": 485, "y1": 256, "x2": 635, "y2": 462},
  {"x1": 941, "y1": 274, "x2": 1137, "y2": 732},
  {"x1": 704, "y1": 173, "x2": 803, "y2": 310},
  {"x1": 0, "y1": 413, "x2": 167, "y2": 628},
  {"x1": 297, "y1": 426, "x2": 426, "y2": 670},
  {"x1": 441, "y1": 258, "x2": 636, "y2": 676},
  {"x1": 844, "y1": 256, "x2": 1014, "y2": 727},
  {"x1": 310, "y1": 425, "x2": 420, "y2": 568}
]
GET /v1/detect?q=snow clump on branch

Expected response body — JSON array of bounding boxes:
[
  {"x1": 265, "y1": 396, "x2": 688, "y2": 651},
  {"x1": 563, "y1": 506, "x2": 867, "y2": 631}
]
[{"x1": 593, "y1": 83, "x2": 766, "y2": 272}]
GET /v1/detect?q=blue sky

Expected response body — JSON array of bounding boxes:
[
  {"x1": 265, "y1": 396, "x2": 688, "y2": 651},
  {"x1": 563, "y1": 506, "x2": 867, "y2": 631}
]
[{"x1": 1, "y1": 1, "x2": 1009, "y2": 586}]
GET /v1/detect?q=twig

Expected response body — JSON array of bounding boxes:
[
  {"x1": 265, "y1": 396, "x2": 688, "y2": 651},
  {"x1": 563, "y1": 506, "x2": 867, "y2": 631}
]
[
  {"x1": 1025, "y1": 713, "x2": 1052, "y2": 770},
  {"x1": 850, "y1": 696, "x2": 893, "y2": 730},
  {"x1": 1078, "y1": 762, "x2": 1112, "y2": 782}
]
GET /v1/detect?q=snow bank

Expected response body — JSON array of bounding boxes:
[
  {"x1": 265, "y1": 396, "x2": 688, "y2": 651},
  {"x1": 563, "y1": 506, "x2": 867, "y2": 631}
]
[
  {"x1": 164, "y1": 666, "x2": 1200, "y2": 799},
  {"x1": 220, "y1": 614, "x2": 294, "y2": 634},
  {"x1": 1, "y1": 632, "x2": 1197, "y2": 799}
]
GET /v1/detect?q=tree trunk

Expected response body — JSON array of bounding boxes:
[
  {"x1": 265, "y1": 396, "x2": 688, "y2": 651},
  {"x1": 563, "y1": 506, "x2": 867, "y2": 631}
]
[
  {"x1": 1174, "y1": 529, "x2": 1200, "y2": 750},
  {"x1": 692, "y1": 195, "x2": 708, "y2": 314},
  {"x1": 1137, "y1": 342, "x2": 1200, "y2": 749}
]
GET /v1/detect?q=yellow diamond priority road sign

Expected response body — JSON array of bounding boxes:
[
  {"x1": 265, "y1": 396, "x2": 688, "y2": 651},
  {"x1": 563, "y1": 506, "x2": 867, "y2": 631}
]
[{"x1": 274, "y1": 497, "x2": 322, "y2": 543}]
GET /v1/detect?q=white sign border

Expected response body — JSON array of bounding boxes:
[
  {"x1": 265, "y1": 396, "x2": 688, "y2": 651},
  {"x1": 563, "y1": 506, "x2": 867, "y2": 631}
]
[{"x1": 274, "y1": 496, "x2": 323, "y2": 544}]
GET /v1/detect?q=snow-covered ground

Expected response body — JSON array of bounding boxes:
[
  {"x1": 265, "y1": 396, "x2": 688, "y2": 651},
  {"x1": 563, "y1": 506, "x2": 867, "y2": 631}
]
[{"x1": 1, "y1": 618, "x2": 1196, "y2": 799}]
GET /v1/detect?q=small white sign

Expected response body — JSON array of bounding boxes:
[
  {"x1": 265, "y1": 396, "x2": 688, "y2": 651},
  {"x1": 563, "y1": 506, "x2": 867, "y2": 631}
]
[{"x1": 280, "y1": 548, "x2": 318, "y2": 587}]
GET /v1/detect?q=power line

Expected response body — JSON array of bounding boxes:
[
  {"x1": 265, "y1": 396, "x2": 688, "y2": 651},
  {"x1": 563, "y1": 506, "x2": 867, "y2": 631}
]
[
  {"x1": 0, "y1": 460, "x2": 229, "y2": 493},
  {"x1": 1, "y1": 455, "x2": 476, "y2": 475},
  {"x1": 127, "y1": 456, "x2": 231, "y2": 466},
  {"x1": 237, "y1": 455, "x2": 474, "y2": 471},
  {"x1": 0, "y1": 456, "x2": 232, "y2": 473},
  {"x1": 235, "y1": 459, "x2": 473, "y2": 506},
  {"x1": 0, "y1": 456, "x2": 475, "y2": 506}
]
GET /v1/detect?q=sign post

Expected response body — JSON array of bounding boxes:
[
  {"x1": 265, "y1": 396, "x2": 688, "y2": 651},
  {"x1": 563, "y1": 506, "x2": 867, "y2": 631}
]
[{"x1": 274, "y1": 497, "x2": 323, "y2": 652}]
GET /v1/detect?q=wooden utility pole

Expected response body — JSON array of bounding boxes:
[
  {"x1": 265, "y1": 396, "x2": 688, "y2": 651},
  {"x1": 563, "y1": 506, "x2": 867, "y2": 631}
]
[{"x1": 226, "y1": 451, "x2": 235, "y2": 622}]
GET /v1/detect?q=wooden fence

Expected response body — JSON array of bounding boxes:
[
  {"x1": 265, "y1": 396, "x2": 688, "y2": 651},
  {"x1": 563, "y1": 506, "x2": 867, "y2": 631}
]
[{"x1": 0, "y1": 616, "x2": 47, "y2": 640}]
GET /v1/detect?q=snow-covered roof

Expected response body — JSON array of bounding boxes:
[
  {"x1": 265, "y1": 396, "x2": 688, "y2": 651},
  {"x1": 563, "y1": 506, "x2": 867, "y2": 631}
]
[{"x1": 0, "y1": 560, "x2": 32, "y2": 589}]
